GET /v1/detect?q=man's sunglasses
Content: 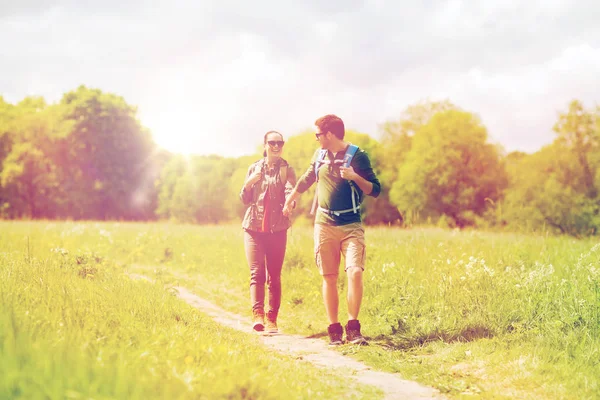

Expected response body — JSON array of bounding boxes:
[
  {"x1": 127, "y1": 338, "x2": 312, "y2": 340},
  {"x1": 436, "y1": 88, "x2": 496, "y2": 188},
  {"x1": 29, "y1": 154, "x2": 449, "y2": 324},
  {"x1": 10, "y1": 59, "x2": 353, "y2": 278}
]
[
  {"x1": 315, "y1": 132, "x2": 326, "y2": 139},
  {"x1": 267, "y1": 140, "x2": 285, "y2": 147}
]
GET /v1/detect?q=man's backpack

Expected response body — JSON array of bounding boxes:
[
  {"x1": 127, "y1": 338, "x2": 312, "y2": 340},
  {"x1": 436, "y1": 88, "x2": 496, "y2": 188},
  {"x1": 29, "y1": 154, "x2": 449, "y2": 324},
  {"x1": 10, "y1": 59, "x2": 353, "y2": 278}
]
[{"x1": 310, "y1": 144, "x2": 360, "y2": 215}]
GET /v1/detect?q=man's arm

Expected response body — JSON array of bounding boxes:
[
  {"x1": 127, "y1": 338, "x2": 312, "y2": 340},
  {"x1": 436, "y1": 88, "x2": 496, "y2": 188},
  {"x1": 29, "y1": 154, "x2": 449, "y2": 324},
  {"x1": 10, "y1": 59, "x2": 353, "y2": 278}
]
[
  {"x1": 340, "y1": 169, "x2": 373, "y2": 194},
  {"x1": 282, "y1": 187, "x2": 301, "y2": 216},
  {"x1": 284, "y1": 166, "x2": 297, "y2": 198},
  {"x1": 283, "y1": 151, "x2": 320, "y2": 216},
  {"x1": 339, "y1": 150, "x2": 381, "y2": 197}
]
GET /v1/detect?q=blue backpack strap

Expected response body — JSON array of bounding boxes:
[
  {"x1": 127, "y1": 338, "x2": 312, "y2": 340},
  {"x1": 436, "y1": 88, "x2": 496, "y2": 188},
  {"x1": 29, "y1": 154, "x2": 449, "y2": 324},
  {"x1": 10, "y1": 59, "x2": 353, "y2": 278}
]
[
  {"x1": 342, "y1": 144, "x2": 359, "y2": 168},
  {"x1": 314, "y1": 148, "x2": 328, "y2": 181},
  {"x1": 344, "y1": 144, "x2": 360, "y2": 213}
]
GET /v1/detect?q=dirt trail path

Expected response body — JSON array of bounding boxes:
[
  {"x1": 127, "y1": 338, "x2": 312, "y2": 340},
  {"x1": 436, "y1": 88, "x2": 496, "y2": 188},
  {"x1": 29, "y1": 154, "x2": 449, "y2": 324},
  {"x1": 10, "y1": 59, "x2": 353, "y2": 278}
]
[{"x1": 130, "y1": 274, "x2": 443, "y2": 400}]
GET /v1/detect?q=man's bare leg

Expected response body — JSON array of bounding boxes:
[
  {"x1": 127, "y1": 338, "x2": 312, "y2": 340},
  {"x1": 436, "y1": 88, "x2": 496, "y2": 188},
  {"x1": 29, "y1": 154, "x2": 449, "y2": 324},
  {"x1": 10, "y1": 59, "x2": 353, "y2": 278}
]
[
  {"x1": 322, "y1": 274, "x2": 339, "y2": 324},
  {"x1": 347, "y1": 266, "x2": 363, "y2": 321}
]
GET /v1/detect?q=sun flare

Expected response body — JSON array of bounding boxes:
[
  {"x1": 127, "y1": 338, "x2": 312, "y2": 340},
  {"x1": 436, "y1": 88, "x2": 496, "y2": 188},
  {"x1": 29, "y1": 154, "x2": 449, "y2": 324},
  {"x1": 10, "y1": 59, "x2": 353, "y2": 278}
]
[{"x1": 142, "y1": 109, "x2": 209, "y2": 155}]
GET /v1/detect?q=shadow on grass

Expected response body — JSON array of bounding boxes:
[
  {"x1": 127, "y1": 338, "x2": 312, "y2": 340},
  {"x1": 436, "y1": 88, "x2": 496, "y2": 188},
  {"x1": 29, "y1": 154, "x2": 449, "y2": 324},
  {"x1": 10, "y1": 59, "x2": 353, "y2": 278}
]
[
  {"x1": 306, "y1": 332, "x2": 329, "y2": 339},
  {"x1": 372, "y1": 325, "x2": 494, "y2": 350}
]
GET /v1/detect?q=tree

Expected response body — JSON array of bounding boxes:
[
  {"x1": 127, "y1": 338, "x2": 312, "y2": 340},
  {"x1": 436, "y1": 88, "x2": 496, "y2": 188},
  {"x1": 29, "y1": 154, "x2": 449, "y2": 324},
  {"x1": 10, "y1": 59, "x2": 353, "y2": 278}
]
[
  {"x1": 156, "y1": 154, "x2": 239, "y2": 224},
  {"x1": 0, "y1": 97, "x2": 16, "y2": 217},
  {"x1": 501, "y1": 144, "x2": 599, "y2": 235},
  {"x1": 0, "y1": 98, "x2": 71, "y2": 218},
  {"x1": 376, "y1": 100, "x2": 459, "y2": 225},
  {"x1": 553, "y1": 100, "x2": 599, "y2": 198},
  {"x1": 192, "y1": 156, "x2": 237, "y2": 223},
  {"x1": 57, "y1": 85, "x2": 156, "y2": 220},
  {"x1": 0, "y1": 143, "x2": 58, "y2": 218},
  {"x1": 155, "y1": 154, "x2": 186, "y2": 220},
  {"x1": 501, "y1": 101, "x2": 600, "y2": 236},
  {"x1": 390, "y1": 109, "x2": 508, "y2": 228},
  {"x1": 0, "y1": 97, "x2": 15, "y2": 163},
  {"x1": 378, "y1": 99, "x2": 457, "y2": 181}
]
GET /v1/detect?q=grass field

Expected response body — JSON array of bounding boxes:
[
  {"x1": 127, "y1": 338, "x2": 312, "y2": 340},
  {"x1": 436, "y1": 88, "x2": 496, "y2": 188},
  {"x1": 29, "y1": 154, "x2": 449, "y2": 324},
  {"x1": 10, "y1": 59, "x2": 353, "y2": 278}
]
[{"x1": 2, "y1": 220, "x2": 599, "y2": 399}]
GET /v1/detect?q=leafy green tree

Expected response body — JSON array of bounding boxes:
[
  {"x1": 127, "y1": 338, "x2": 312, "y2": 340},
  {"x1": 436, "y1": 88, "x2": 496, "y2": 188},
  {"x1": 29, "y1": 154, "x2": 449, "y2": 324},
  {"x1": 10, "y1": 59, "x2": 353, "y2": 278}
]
[
  {"x1": 501, "y1": 145, "x2": 599, "y2": 235},
  {"x1": 169, "y1": 173, "x2": 198, "y2": 223},
  {"x1": 0, "y1": 97, "x2": 16, "y2": 216},
  {"x1": 0, "y1": 98, "x2": 71, "y2": 218},
  {"x1": 501, "y1": 101, "x2": 600, "y2": 235},
  {"x1": 390, "y1": 109, "x2": 508, "y2": 228},
  {"x1": 192, "y1": 156, "x2": 237, "y2": 223},
  {"x1": 376, "y1": 100, "x2": 459, "y2": 225},
  {"x1": 156, "y1": 155, "x2": 239, "y2": 223},
  {"x1": 155, "y1": 153, "x2": 183, "y2": 219},
  {"x1": 378, "y1": 99, "x2": 457, "y2": 181},
  {"x1": 57, "y1": 85, "x2": 156, "y2": 220},
  {"x1": 0, "y1": 97, "x2": 15, "y2": 160},
  {"x1": 553, "y1": 100, "x2": 599, "y2": 198},
  {"x1": 0, "y1": 143, "x2": 57, "y2": 218}
]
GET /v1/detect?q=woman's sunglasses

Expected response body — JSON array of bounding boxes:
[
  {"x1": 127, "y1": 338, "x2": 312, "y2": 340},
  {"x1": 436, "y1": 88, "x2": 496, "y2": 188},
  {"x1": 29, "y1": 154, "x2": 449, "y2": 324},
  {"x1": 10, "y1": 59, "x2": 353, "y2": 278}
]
[{"x1": 267, "y1": 140, "x2": 285, "y2": 147}]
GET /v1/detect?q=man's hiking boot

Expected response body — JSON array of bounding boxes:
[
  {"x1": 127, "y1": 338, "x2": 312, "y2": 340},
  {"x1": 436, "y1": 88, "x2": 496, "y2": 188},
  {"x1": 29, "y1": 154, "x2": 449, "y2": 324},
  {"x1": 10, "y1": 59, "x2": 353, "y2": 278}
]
[
  {"x1": 252, "y1": 309, "x2": 264, "y2": 332},
  {"x1": 345, "y1": 319, "x2": 368, "y2": 345},
  {"x1": 265, "y1": 310, "x2": 278, "y2": 334},
  {"x1": 328, "y1": 322, "x2": 344, "y2": 346}
]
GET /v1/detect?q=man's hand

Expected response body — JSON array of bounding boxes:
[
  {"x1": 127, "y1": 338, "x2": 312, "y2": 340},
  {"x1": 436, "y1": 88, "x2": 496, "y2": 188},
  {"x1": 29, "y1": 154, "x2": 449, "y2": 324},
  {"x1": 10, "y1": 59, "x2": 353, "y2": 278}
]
[
  {"x1": 339, "y1": 165, "x2": 359, "y2": 181},
  {"x1": 283, "y1": 188, "x2": 299, "y2": 217},
  {"x1": 341, "y1": 166, "x2": 373, "y2": 195},
  {"x1": 282, "y1": 198, "x2": 294, "y2": 217}
]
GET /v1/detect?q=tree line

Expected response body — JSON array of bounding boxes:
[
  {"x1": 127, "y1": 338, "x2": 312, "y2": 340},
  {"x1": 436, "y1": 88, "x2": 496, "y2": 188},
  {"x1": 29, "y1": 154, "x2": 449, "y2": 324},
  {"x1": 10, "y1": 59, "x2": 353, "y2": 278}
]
[{"x1": 1, "y1": 85, "x2": 599, "y2": 236}]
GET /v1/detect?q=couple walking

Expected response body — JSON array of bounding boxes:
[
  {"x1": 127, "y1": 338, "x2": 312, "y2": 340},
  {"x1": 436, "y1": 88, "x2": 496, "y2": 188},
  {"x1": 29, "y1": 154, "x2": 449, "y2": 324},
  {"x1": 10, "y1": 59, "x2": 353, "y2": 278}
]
[{"x1": 239, "y1": 114, "x2": 381, "y2": 345}]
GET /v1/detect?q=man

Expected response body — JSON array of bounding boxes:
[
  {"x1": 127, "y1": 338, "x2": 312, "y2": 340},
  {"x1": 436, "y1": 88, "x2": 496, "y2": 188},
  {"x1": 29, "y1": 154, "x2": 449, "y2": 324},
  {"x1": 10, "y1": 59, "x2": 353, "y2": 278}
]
[{"x1": 283, "y1": 114, "x2": 381, "y2": 345}]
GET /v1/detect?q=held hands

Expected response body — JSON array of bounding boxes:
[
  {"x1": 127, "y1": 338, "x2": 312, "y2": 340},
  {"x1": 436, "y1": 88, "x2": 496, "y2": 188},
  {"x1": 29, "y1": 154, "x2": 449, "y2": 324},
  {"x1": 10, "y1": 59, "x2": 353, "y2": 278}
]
[{"x1": 339, "y1": 165, "x2": 358, "y2": 181}]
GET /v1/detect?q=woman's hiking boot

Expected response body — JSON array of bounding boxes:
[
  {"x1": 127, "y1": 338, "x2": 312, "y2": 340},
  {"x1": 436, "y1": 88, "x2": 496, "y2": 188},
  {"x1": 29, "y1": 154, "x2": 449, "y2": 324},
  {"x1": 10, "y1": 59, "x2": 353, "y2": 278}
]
[
  {"x1": 252, "y1": 309, "x2": 264, "y2": 332},
  {"x1": 265, "y1": 310, "x2": 278, "y2": 334}
]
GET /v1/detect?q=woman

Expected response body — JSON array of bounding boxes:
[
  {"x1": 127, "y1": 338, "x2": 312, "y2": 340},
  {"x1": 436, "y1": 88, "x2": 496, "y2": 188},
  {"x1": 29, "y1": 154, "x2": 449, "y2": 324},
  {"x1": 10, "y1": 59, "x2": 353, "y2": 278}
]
[{"x1": 240, "y1": 130, "x2": 296, "y2": 333}]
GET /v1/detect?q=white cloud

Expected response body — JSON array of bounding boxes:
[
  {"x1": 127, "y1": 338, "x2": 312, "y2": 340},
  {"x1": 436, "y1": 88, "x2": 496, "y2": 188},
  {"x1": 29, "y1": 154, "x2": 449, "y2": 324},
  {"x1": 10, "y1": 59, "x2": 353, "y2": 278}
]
[
  {"x1": 1, "y1": 0, "x2": 599, "y2": 156},
  {"x1": 441, "y1": 43, "x2": 600, "y2": 151}
]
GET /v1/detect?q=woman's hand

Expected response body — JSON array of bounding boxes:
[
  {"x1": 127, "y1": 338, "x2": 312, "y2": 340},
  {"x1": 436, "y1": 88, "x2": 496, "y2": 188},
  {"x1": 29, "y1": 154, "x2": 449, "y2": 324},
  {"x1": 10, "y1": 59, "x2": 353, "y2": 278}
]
[{"x1": 245, "y1": 169, "x2": 262, "y2": 189}]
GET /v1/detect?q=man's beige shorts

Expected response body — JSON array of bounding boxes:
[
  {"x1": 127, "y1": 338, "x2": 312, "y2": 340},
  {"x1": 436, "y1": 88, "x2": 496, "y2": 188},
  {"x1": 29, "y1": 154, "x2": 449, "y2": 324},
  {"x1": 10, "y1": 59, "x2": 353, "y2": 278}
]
[{"x1": 314, "y1": 222, "x2": 366, "y2": 276}]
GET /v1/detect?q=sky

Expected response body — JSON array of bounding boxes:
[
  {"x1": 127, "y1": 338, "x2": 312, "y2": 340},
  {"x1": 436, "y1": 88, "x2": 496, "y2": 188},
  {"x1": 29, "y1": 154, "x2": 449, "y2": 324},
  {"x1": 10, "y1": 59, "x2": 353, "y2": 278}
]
[{"x1": 1, "y1": 0, "x2": 599, "y2": 157}]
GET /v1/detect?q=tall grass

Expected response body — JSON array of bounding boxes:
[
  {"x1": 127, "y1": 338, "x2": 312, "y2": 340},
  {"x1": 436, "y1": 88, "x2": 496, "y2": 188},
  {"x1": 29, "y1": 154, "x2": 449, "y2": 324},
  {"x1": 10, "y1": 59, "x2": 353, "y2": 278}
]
[
  {"x1": 2, "y1": 221, "x2": 599, "y2": 398},
  {"x1": 0, "y1": 221, "x2": 381, "y2": 399}
]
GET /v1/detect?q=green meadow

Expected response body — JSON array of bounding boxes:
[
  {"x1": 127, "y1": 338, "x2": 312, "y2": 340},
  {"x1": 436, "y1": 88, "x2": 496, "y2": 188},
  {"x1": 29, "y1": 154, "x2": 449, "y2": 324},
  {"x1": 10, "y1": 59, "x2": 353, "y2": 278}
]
[{"x1": 2, "y1": 221, "x2": 599, "y2": 399}]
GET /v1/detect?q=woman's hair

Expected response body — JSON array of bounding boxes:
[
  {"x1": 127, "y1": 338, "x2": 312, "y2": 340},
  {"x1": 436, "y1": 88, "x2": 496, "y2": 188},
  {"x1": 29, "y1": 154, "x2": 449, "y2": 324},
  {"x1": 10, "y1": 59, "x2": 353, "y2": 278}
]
[{"x1": 263, "y1": 130, "x2": 284, "y2": 157}]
